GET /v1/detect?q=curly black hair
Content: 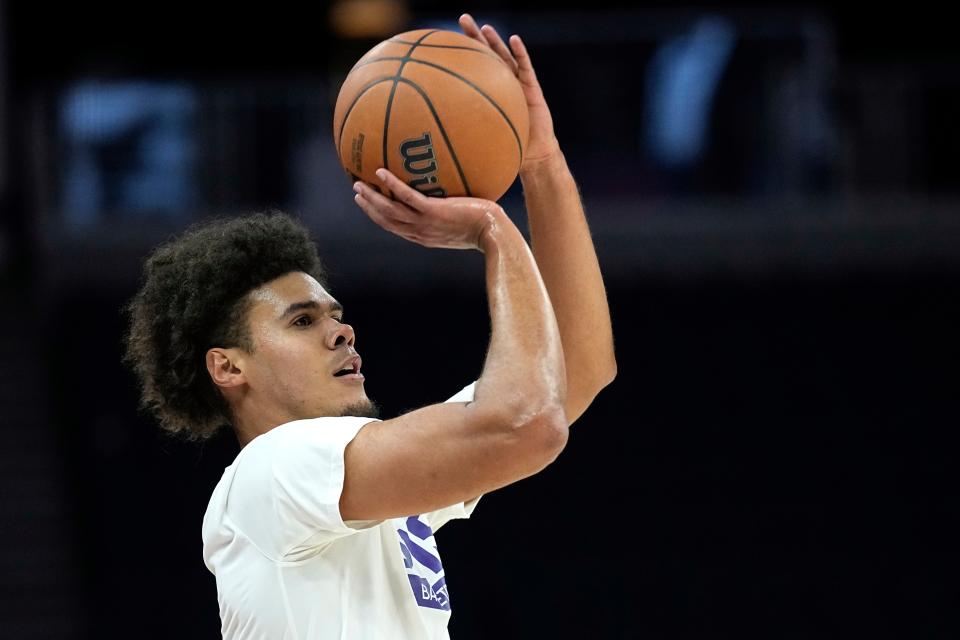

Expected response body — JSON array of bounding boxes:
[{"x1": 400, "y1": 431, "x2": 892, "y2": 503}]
[{"x1": 123, "y1": 211, "x2": 326, "y2": 441}]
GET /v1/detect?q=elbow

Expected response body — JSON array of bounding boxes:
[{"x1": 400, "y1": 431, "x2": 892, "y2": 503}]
[
  {"x1": 564, "y1": 358, "x2": 615, "y2": 425},
  {"x1": 603, "y1": 345, "x2": 618, "y2": 386},
  {"x1": 517, "y1": 402, "x2": 569, "y2": 469},
  {"x1": 604, "y1": 359, "x2": 617, "y2": 387},
  {"x1": 594, "y1": 349, "x2": 617, "y2": 391},
  {"x1": 477, "y1": 391, "x2": 569, "y2": 473},
  {"x1": 582, "y1": 349, "x2": 617, "y2": 393},
  {"x1": 586, "y1": 355, "x2": 618, "y2": 396}
]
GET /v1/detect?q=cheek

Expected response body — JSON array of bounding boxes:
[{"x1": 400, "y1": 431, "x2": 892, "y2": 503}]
[{"x1": 259, "y1": 340, "x2": 327, "y2": 385}]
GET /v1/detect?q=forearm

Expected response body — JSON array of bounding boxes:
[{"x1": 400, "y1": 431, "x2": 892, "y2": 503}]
[
  {"x1": 474, "y1": 208, "x2": 567, "y2": 425},
  {"x1": 520, "y1": 150, "x2": 616, "y2": 423}
]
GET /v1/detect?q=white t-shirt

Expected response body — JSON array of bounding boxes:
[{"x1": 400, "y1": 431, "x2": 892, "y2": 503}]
[{"x1": 202, "y1": 382, "x2": 479, "y2": 640}]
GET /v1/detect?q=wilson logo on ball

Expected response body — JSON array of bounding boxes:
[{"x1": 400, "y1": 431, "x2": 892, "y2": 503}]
[{"x1": 400, "y1": 132, "x2": 445, "y2": 197}]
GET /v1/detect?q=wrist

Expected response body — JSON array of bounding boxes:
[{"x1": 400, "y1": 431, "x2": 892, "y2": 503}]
[
  {"x1": 519, "y1": 143, "x2": 567, "y2": 181},
  {"x1": 476, "y1": 206, "x2": 511, "y2": 254}
]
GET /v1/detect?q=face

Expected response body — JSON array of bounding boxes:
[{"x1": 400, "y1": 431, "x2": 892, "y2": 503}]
[{"x1": 236, "y1": 271, "x2": 378, "y2": 423}]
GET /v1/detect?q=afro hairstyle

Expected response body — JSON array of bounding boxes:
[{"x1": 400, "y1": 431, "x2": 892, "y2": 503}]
[{"x1": 123, "y1": 211, "x2": 326, "y2": 441}]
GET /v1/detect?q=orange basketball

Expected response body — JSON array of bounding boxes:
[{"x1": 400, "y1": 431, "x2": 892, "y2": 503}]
[{"x1": 333, "y1": 29, "x2": 529, "y2": 201}]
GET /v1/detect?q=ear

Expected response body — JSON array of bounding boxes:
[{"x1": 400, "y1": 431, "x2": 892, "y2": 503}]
[{"x1": 206, "y1": 348, "x2": 247, "y2": 389}]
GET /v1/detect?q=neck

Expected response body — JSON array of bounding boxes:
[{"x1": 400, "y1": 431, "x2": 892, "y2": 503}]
[{"x1": 228, "y1": 391, "x2": 293, "y2": 448}]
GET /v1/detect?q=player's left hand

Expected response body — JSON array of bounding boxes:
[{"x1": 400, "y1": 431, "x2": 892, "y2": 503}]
[{"x1": 459, "y1": 13, "x2": 562, "y2": 171}]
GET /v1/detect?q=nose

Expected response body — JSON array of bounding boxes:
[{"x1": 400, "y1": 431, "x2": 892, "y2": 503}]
[{"x1": 330, "y1": 320, "x2": 356, "y2": 349}]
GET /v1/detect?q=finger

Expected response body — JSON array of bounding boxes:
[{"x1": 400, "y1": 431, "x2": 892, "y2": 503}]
[
  {"x1": 374, "y1": 168, "x2": 431, "y2": 212},
  {"x1": 353, "y1": 181, "x2": 419, "y2": 224},
  {"x1": 353, "y1": 191, "x2": 395, "y2": 231},
  {"x1": 458, "y1": 14, "x2": 487, "y2": 47},
  {"x1": 480, "y1": 24, "x2": 519, "y2": 75},
  {"x1": 353, "y1": 191, "x2": 415, "y2": 234},
  {"x1": 509, "y1": 35, "x2": 540, "y2": 85}
]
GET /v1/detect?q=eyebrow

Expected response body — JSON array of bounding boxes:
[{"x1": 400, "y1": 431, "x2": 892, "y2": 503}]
[{"x1": 278, "y1": 300, "x2": 344, "y2": 320}]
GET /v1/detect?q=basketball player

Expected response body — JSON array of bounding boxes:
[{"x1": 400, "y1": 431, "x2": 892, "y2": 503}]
[{"x1": 123, "y1": 14, "x2": 615, "y2": 639}]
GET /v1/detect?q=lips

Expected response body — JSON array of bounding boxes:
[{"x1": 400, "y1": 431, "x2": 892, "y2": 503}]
[{"x1": 332, "y1": 355, "x2": 362, "y2": 377}]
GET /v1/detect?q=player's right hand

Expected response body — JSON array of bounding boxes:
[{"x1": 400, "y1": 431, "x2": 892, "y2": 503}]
[{"x1": 353, "y1": 168, "x2": 505, "y2": 251}]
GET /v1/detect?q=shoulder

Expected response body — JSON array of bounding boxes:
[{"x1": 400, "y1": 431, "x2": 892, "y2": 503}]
[
  {"x1": 207, "y1": 416, "x2": 385, "y2": 558},
  {"x1": 248, "y1": 416, "x2": 381, "y2": 459},
  {"x1": 228, "y1": 416, "x2": 382, "y2": 503}
]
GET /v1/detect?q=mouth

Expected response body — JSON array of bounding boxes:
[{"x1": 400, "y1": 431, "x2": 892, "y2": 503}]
[{"x1": 332, "y1": 355, "x2": 363, "y2": 380}]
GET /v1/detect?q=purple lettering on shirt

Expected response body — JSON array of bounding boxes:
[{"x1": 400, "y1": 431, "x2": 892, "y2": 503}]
[
  {"x1": 398, "y1": 539, "x2": 413, "y2": 569},
  {"x1": 397, "y1": 515, "x2": 452, "y2": 611},
  {"x1": 405, "y1": 516, "x2": 433, "y2": 540},
  {"x1": 397, "y1": 529, "x2": 443, "y2": 573},
  {"x1": 406, "y1": 575, "x2": 451, "y2": 611}
]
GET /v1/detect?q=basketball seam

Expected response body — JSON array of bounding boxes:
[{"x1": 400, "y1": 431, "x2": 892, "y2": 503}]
[
  {"x1": 383, "y1": 30, "x2": 439, "y2": 176},
  {"x1": 337, "y1": 77, "x2": 394, "y2": 159},
  {"x1": 357, "y1": 56, "x2": 524, "y2": 166},
  {"x1": 396, "y1": 77, "x2": 471, "y2": 197},
  {"x1": 386, "y1": 39, "x2": 503, "y2": 62}
]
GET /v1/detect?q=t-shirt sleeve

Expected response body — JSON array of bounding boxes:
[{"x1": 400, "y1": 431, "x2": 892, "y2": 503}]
[
  {"x1": 443, "y1": 381, "x2": 477, "y2": 404},
  {"x1": 225, "y1": 416, "x2": 380, "y2": 560},
  {"x1": 422, "y1": 381, "x2": 483, "y2": 532}
]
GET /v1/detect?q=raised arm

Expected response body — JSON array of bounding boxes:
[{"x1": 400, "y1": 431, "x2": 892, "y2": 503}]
[
  {"x1": 520, "y1": 152, "x2": 615, "y2": 423},
  {"x1": 460, "y1": 15, "x2": 617, "y2": 424},
  {"x1": 340, "y1": 170, "x2": 567, "y2": 521}
]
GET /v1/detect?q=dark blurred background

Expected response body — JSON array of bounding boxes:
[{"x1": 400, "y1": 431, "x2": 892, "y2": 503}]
[{"x1": 1, "y1": 0, "x2": 958, "y2": 637}]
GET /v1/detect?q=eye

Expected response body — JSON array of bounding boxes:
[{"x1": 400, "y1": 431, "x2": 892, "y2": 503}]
[
  {"x1": 293, "y1": 315, "x2": 313, "y2": 327},
  {"x1": 333, "y1": 316, "x2": 344, "y2": 324}
]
